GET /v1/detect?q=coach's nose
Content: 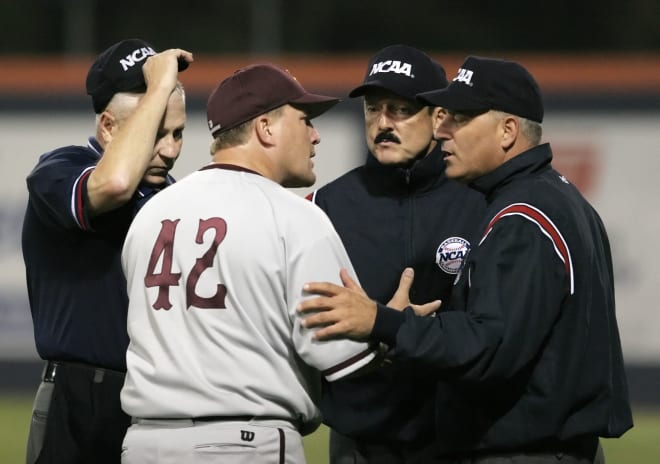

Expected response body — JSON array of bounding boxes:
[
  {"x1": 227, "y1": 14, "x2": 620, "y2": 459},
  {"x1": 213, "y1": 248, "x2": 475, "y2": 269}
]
[{"x1": 157, "y1": 133, "x2": 182, "y2": 160}]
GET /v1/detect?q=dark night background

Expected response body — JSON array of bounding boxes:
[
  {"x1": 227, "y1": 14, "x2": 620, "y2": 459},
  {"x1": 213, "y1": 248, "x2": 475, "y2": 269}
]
[{"x1": 2, "y1": 0, "x2": 660, "y2": 56}]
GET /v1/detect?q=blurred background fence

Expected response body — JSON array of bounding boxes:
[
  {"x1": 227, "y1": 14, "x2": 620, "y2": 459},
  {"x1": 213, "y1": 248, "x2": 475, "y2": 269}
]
[{"x1": 2, "y1": 53, "x2": 660, "y2": 403}]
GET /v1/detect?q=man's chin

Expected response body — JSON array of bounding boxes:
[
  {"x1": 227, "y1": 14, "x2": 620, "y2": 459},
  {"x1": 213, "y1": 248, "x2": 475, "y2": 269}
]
[
  {"x1": 372, "y1": 148, "x2": 408, "y2": 165},
  {"x1": 142, "y1": 173, "x2": 168, "y2": 187},
  {"x1": 282, "y1": 174, "x2": 315, "y2": 188}
]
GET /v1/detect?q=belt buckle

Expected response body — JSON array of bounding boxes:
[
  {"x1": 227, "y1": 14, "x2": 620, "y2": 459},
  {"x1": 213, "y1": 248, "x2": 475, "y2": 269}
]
[{"x1": 43, "y1": 361, "x2": 58, "y2": 383}]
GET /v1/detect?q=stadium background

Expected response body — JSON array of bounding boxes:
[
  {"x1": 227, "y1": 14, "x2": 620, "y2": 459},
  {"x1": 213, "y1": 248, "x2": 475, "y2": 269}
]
[{"x1": 1, "y1": 1, "x2": 659, "y2": 461}]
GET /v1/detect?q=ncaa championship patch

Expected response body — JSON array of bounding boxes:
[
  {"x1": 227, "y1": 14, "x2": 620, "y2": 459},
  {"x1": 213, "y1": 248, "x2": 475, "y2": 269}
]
[{"x1": 435, "y1": 237, "x2": 471, "y2": 274}]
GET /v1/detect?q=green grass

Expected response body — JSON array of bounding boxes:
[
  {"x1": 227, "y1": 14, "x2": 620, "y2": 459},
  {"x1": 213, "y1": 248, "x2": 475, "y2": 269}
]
[
  {"x1": 600, "y1": 411, "x2": 660, "y2": 463},
  {"x1": 303, "y1": 424, "x2": 330, "y2": 464},
  {"x1": 1, "y1": 394, "x2": 657, "y2": 463},
  {"x1": 0, "y1": 395, "x2": 33, "y2": 464}
]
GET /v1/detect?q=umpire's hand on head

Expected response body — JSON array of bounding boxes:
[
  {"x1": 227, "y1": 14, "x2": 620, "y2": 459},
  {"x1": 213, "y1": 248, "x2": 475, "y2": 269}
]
[{"x1": 142, "y1": 48, "x2": 193, "y2": 92}]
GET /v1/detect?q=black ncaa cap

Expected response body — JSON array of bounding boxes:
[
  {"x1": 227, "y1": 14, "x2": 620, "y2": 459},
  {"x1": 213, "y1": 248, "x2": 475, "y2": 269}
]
[
  {"x1": 348, "y1": 44, "x2": 448, "y2": 101},
  {"x1": 86, "y1": 38, "x2": 189, "y2": 113},
  {"x1": 417, "y1": 55, "x2": 544, "y2": 123}
]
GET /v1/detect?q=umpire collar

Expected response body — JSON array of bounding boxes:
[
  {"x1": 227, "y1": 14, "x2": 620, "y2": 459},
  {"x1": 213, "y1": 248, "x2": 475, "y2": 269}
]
[{"x1": 469, "y1": 143, "x2": 553, "y2": 201}]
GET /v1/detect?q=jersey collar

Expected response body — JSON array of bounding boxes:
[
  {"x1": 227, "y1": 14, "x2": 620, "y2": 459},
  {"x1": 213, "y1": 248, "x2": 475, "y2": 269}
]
[{"x1": 200, "y1": 163, "x2": 263, "y2": 177}]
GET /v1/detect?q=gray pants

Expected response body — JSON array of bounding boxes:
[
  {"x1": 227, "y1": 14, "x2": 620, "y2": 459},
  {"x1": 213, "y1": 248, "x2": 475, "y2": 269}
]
[
  {"x1": 122, "y1": 418, "x2": 305, "y2": 464},
  {"x1": 25, "y1": 379, "x2": 54, "y2": 464}
]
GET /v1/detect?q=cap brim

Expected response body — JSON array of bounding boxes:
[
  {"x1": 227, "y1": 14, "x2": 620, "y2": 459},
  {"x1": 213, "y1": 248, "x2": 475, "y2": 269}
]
[
  {"x1": 290, "y1": 93, "x2": 340, "y2": 119},
  {"x1": 348, "y1": 82, "x2": 414, "y2": 100},
  {"x1": 417, "y1": 86, "x2": 488, "y2": 113}
]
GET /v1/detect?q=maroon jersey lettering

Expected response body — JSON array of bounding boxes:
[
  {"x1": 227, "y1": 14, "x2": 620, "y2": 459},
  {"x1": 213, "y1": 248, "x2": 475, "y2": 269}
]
[{"x1": 144, "y1": 217, "x2": 228, "y2": 310}]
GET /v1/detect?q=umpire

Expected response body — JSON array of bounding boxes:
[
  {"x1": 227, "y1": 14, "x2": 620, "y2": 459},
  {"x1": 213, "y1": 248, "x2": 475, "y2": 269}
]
[
  {"x1": 299, "y1": 56, "x2": 634, "y2": 463},
  {"x1": 22, "y1": 39, "x2": 191, "y2": 463},
  {"x1": 307, "y1": 45, "x2": 486, "y2": 463}
]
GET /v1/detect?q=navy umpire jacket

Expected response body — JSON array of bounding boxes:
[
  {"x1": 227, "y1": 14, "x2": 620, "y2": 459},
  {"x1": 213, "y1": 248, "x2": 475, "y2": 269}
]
[
  {"x1": 372, "y1": 143, "x2": 633, "y2": 454},
  {"x1": 22, "y1": 137, "x2": 172, "y2": 372},
  {"x1": 308, "y1": 146, "x2": 486, "y2": 444}
]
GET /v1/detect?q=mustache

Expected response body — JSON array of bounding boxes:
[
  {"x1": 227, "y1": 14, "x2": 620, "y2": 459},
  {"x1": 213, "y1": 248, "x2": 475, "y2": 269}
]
[{"x1": 374, "y1": 132, "x2": 400, "y2": 144}]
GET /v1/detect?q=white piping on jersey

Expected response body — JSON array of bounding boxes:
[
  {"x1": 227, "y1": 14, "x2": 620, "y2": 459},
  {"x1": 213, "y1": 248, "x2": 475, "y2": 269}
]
[
  {"x1": 87, "y1": 139, "x2": 101, "y2": 156},
  {"x1": 72, "y1": 140, "x2": 151, "y2": 227},
  {"x1": 69, "y1": 139, "x2": 103, "y2": 229},
  {"x1": 324, "y1": 350, "x2": 377, "y2": 382},
  {"x1": 479, "y1": 203, "x2": 574, "y2": 295},
  {"x1": 70, "y1": 166, "x2": 95, "y2": 229}
]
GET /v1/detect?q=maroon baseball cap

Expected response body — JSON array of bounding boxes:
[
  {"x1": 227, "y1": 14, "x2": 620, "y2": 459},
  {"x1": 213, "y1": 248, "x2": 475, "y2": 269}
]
[{"x1": 206, "y1": 63, "x2": 340, "y2": 137}]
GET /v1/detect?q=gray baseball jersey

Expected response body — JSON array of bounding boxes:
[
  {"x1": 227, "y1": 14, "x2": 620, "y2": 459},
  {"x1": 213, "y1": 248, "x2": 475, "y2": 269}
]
[{"x1": 120, "y1": 164, "x2": 377, "y2": 433}]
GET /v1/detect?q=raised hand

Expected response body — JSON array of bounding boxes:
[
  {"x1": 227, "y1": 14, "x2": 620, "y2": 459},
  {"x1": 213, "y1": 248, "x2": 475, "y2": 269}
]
[
  {"x1": 142, "y1": 48, "x2": 193, "y2": 93},
  {"x1": 387, "y1": 268, "x2": 442, "y2": 316}
]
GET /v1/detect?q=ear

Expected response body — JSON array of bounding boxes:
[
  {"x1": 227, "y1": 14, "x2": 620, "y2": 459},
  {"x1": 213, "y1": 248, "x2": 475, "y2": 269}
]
[
  {"x1": 97, "y1": 111, "x2": 117, "y2": 145},
  {"x1": 431, "y1": 107, "x2": 446, "y2": 125},
  {"x1": 500, "y1": 114, "x2": 519, "y2": 151},
  {"x1": 431, "y1": 107, "x2": 449, "y2": 140},
  {"x1": 255, "y1": 115, "x2": 275, "y2": 145}
]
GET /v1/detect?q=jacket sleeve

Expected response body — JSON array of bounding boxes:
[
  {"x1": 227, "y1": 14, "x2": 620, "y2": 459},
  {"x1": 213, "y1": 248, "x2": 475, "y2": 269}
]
[
  {"x1": 26, "y1": 152, "x2": 96, "y2": 232},
  {"x1": 381, "y1": 214, "x2": 570, "y2": 383}
]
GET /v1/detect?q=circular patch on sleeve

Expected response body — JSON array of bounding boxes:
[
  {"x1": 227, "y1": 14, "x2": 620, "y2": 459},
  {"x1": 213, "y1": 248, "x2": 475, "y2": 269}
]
[{"x1": 435, "y1": 237, "x2": 471, "y2": 274}]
